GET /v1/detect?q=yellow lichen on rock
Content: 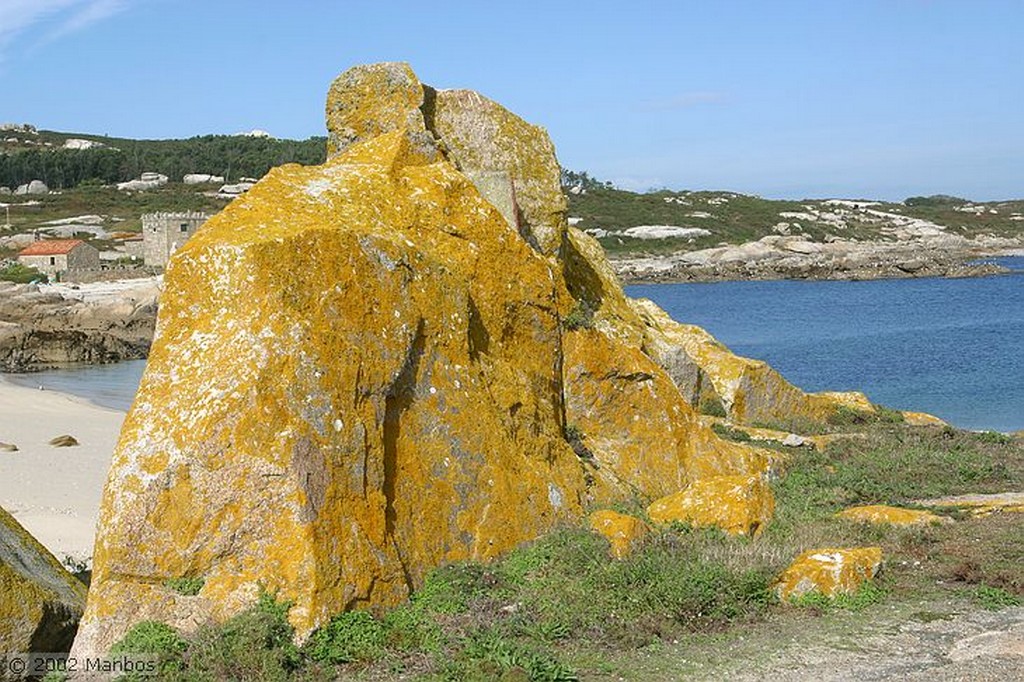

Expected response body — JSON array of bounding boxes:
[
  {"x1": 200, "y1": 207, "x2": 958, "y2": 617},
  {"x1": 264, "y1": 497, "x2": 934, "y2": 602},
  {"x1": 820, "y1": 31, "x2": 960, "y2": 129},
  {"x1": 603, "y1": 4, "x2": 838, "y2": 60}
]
[
  {"x1": 646, "y1": 475, "x2": 774, "y2": 536},
  {"x1": 630, "y1": 298, "x2": 874, "y2": 425},
  {"x1": 774, "y1": 547, "x2": 883, "y2": 601},
  {"x1": 901, "y1": 411, "x2": 948, "y2": 427},
  {"x1": 588, "y1": 510, "x2": 650, "y2": 559},
  {"x1": 73, "y1": 62, "x2": 813, "y2": 656},
  {"x1": 837, "y1": 505, "x2": 951, "y2": 527},
  {"x1": 1, "y1": 506, "x2": 86, "y2": 653},
  {"x1": 431, "y1": 89, "x2": 567, "y2": 255},
  {"x1": 325, "y1": 61, "x2": 434, "y2": 159}
]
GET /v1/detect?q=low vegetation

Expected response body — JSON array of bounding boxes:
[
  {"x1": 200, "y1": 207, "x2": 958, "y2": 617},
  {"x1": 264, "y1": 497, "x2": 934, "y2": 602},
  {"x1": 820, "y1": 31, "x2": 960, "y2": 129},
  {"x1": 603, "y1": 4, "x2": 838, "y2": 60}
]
[{"x1": 106, "y1": 421, "x2": 1023, "y2": 681}]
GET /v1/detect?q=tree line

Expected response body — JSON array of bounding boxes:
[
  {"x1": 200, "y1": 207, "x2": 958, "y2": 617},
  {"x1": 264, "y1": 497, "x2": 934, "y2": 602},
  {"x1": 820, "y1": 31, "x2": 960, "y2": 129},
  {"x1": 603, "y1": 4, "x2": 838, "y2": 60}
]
[{"x1": 0, "y1": 135, "x2": 328, "y2": 190}]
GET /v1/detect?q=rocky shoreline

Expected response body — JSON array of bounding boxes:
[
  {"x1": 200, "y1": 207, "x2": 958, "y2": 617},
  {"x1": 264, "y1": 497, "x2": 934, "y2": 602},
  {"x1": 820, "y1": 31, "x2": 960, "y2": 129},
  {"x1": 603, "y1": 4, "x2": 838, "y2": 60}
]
[
  {"x1": 0, "y1": 278, "x2": 159, "y2": 372},
  {"x1": 612, "y1": 234, "x2": 1022, "y2": 284}
]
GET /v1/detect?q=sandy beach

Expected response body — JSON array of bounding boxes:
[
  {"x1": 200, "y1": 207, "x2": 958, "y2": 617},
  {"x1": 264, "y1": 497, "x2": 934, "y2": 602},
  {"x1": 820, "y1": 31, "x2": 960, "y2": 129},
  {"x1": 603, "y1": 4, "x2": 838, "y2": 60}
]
[{"x1": 0, "y1": 377, "x2": 124, "y2": 564}]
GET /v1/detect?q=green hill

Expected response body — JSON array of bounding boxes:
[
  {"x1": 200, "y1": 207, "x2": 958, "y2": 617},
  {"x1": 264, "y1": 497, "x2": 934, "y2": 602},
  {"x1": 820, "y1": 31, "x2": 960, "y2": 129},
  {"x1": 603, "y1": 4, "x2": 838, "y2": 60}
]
[
  {"x1": 566, "y1": 184, "x2": 1024, "y2": 257},
  {"x1": 0, "y1": 128, "x2": 327, "y2": 189}
]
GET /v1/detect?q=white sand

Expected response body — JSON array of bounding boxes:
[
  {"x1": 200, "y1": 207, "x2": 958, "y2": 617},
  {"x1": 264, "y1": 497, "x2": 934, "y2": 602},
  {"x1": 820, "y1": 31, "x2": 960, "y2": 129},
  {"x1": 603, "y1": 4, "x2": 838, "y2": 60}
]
[{"x1": 0, "y1": 378, "x2": 124, "y2": 564}]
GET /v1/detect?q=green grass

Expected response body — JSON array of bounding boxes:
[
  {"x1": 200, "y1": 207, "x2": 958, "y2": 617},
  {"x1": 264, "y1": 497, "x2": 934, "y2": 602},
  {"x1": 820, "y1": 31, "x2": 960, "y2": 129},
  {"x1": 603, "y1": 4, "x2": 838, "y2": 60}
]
[{"x1": 104, "y1": 423, "x2": 1024, "y2": 680}]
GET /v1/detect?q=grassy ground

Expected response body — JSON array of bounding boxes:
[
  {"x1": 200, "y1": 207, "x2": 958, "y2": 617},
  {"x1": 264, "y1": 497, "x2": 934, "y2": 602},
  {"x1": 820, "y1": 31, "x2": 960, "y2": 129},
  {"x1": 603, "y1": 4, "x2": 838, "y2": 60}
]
[{"x1": 99, "y1": 420, "x2": 1023, "y2": 681}]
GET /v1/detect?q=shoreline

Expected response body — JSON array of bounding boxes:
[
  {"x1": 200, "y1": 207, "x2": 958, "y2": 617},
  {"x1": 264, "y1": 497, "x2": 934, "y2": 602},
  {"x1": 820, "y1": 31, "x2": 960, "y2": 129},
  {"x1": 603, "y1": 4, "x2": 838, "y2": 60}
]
[
  {"x1": 0, "y1": 375, "x2": 124, "y2": 564},
  {"x1": 610, "y1": 241, "x2": 1023, "y2": 285}
]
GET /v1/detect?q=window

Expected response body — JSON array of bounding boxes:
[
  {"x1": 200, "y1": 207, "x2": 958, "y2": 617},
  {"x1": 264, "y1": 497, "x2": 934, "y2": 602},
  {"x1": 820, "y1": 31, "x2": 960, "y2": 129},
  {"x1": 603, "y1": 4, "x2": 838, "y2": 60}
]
[
  {"x1": 180, "y1": 223, "x2": 189, "y2": 232},
  {"x1": 49, "y1": 257, "x2": 56, "y2": 265}
]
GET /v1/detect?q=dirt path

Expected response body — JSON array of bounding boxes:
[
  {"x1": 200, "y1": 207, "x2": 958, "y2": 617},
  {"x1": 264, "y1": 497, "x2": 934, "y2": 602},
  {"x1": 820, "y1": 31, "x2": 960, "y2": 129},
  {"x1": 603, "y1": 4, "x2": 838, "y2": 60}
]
[{"x1": 583, "y1": 599, "x2": 1024, "y2": 681}]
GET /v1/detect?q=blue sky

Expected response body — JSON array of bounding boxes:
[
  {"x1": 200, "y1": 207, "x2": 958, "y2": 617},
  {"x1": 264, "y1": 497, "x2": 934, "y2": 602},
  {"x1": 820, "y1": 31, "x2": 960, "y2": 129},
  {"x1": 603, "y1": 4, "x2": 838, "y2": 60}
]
[{"x1": 1, "y1": 0, "x2": 1021, "y2": 200}]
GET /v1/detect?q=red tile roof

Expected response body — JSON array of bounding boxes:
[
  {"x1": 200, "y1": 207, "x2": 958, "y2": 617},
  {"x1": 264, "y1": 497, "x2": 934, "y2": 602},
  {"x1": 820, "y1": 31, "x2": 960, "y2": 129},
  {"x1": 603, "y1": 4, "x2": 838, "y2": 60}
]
[{"x1": 18, "y1": 239, "x2": 87, "y2": 256}]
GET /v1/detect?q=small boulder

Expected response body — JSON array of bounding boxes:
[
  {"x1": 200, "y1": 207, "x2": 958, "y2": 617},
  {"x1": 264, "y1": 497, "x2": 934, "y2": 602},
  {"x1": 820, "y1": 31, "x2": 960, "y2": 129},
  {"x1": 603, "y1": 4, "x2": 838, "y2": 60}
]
[
  {"x1": 588, "y1": 510, "x2": 650, "y2": 559},
  {"x1": 1, "y1": 505, "x2": 87, "y2": 653},
  {"x1": 0, "y1": 442, "x2": 18, "y2": 452},
  {"x1": 647, "y1": 474, "x2": 774, "y2": 536},
  {"x1": 837, "y1": 504, "x2": 951, "y2": 527},
  {"x1": 781, "y1": 433, "x2": 805, "y2": 447},
  {"x1": 774, "y1": 547, "x2": 883, "y2": 601},
  {"x1": 900, "y1": 411, "x2": 947, "y2": 427},
  {"x1": 48, "y1": 435, "x2": 79, "y2": 447}
]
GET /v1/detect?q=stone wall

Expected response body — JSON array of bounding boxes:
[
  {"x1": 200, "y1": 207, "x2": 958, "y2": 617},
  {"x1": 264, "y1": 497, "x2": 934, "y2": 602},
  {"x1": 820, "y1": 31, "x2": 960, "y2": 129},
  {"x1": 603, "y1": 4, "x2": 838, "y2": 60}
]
[{"x1": 142, "y1": 212, "x2": 211, "y2": 267}]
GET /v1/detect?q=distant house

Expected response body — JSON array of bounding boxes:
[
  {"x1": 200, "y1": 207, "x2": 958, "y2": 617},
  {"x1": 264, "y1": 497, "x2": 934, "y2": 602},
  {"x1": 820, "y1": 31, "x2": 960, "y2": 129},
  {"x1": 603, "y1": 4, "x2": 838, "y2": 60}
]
[
  {"x1": 17, "y1": 239, "x2": 100, "y2": 279},
  {"x1": 142, "y1": 212, "x2": 211, "y2": 267}
]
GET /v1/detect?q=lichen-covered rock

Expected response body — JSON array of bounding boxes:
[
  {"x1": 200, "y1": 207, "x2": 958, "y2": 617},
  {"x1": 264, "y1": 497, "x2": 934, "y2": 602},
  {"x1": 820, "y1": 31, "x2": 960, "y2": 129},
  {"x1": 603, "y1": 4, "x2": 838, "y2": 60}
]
[
  {"x1": 1, "y1": 505, "x2": 86, "y2": 653},
  {"x1": 588, "y1": 510, "x2": 650, "y2": 559},
  {"x1": 837, "y1": 505, "x2": 951, "y2": 527},
  {"x1": 325, "y1": 61, "x2": 435, "y2": 159},
  {"x1": 775, "y1": 547, "x2": 883, "y2": 601},
  {"x1": 430, "y1": 89, "x2": 567, "y2": 255},
  {"x1": 73, "y1": 63, "x2": 798, "y2": 655},
  {"x1": 630, "y1": 298, "x2": 875, "y2": 425},
  {"x1": 646, "y1": 474, "x2": 774, "y2": 536},
  {"x1": 914, "y1": 492, "x2": 1024, "y2": 516},
  {"x1": 900, "y1": 411, "x2": 947, "y2": 427}
]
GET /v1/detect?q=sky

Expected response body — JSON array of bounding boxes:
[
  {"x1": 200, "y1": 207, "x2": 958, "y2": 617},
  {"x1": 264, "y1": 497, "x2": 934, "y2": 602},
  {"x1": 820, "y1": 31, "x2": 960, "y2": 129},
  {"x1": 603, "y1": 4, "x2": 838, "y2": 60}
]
[{"x1": 0, "y1": 0, "x2": 1021, "y2": 201}]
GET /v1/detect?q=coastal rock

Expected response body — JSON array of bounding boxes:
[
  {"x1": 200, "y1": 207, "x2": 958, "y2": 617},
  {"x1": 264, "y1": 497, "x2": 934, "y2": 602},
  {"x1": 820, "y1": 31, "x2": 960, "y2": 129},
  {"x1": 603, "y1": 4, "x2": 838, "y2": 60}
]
[
  {"x1": 431, "y1": 89, "x2": 567, "y2": 254},
  {"x1": 73, "y1": 63, "x2": 815, "y2": 655},
  {"x1": 646, "y1": 474, "x2": 774, "y2": 536},
  {"x1": 901, "y1": 411, "x2": 948, "y2": 427},
  {"x1": 588, "y1": 510, "x2": 650, "y2": 559},
  {"x1": 837, "y1": 504, "x2": 951, "y2": 527},
  {"x1": 0, "y1": 281, "x2": 157, "y2": 371},
  {"x1": 325, "y1": 61, "x2": 434, "y2": 159},
  {"x1": 774, "y1": 547, "x2": 883, "y2": 601},
  {"x1": 631, "y1": 298, "x2": 875, "y2": 425},
  {"x1": 0, "y1": 505, "x2": 87, "y2": 653},
  {"x1": 48, "y1": 434, "x2": 79, "y2": 447}
]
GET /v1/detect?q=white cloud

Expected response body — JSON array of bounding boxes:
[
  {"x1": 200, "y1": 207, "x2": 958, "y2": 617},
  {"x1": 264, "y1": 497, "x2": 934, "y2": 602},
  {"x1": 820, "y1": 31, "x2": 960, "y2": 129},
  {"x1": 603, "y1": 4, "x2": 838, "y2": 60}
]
[{"x1": 0, "y1": 0, "x2": 129, "y2": 62}]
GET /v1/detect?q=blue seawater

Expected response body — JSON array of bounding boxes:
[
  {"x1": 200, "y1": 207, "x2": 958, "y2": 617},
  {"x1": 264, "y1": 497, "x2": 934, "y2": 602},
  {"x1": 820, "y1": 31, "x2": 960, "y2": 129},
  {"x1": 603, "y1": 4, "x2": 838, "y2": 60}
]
[{"x1": 628, "y1": 258, "x2": 1024, "y2": 432}]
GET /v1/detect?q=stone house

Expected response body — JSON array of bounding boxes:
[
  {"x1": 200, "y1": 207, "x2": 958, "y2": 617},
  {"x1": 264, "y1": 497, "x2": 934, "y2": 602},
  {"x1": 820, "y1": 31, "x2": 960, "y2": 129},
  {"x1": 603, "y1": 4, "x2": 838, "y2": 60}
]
[
  {"x1": 142, "y1": 212, "x2": 211, "y2": 267},
  {"x1": 18, "y1": 239, "x2": 100, "y2": 279}
]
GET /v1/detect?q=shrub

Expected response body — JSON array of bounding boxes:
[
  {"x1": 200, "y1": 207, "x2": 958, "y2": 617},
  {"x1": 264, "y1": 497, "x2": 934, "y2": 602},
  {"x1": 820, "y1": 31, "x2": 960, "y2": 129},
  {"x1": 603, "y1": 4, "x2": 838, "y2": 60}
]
[
  {"x1": 0, "y1": 263, "x2": 44, "y2": 283},
  {"x1": 974, "y1": 584, "x2": 1022, "y2": 610},
  {"x1": 305, "y1": 610, "x2": 386, "y2": 664},
  {"x1": 185, "y1": 591, "x2": 300, "y2": 681},
  {"x1": 563, "y1": 302, "x2": 594, "y2": 330},
  {"x1": 109, "y1": 621, "x2": 187, "y2": 675}
]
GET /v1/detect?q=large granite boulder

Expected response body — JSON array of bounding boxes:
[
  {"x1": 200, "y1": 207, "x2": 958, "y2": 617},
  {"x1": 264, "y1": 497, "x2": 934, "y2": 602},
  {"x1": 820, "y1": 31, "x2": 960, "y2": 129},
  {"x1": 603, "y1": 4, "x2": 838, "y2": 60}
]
[
  {"x1": 1, "y1": 506, "x2": 86, "y2": 654},
  {"x1": 72, "y1": 63, "x2": 787, "y2": 654}
]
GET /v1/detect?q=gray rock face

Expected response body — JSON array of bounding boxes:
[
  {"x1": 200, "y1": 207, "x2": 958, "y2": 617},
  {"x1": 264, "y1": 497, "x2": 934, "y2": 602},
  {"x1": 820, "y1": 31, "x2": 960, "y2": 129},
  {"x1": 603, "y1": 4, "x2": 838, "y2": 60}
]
[
  {"x1": 0, "y1": 283, "x2": 157, "y2": 371},
  {"x1": 0, "y1": 505, "x2": 87, "y2": 654}
]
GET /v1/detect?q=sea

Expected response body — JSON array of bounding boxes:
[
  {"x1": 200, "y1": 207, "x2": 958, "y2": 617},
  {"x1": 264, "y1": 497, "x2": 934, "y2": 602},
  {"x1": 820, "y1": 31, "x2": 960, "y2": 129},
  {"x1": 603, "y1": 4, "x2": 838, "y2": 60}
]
[
  {"x1": 5, "y1": 257, "x2": 1022, "y2": 432},
  {"x1": 628, "y1": 255, "x2": 1024, "y2": 433}
]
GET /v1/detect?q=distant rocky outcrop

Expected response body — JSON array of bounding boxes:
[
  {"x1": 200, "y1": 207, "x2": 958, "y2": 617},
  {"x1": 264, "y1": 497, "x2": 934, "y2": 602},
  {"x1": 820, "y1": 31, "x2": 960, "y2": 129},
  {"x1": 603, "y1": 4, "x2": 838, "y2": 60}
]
[
  {"x1": 116, "y1": 172, "x2": 168, "y2": 191},
  {"x1": 183, "y1": 173, "x2": 225, "y2": 185},
  {"x1": 14, "y1": 180, "x2": 48, "y2": 195},
  {"x1": 0, "y1": 505, "x2": 87, "y2": 653},
  {"x1": 0, "y1": 281, "x2": 158, "y2": 371},
  {"x1": 72, "y1": 62, "x2": 870, "y2": 655},
  {"x1": 614, "y1": 233, "x2": 1018, "y2": 283}
]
